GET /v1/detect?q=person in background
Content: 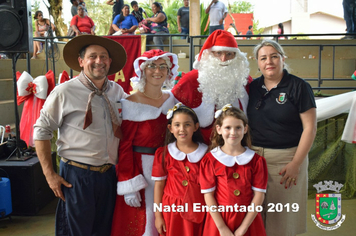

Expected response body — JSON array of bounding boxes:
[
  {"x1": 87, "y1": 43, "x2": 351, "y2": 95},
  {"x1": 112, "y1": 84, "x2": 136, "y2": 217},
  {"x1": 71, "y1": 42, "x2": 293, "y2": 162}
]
[
  {"x1": 247, "y1": 39, "x2": 316, "y2": 236},
  {"x1": 226, "y1": 23, "x2": 238, "y2": 36},
  {"x1": 145, "y1": 2, "x2": 169, "y2": 50},
  {"x1": 205, "y1": 0, "x2": 228, "y2": 34},
  {"x1": 112, "y1": 4, "x2": 138, "y2": 35},
  {"x1": 131, "y1": 0, "x2": 148, "y2": 24},
  {"x1": 70, "y1": 5, "x2": 95, "y2": 36},
  {"x1": 177, "y1": 0, "x2": 190, "y2": 39},
  {"x1": 78, "y1": 0, "x2": 88, "y2": 15},
  {"x1": 32, "y1": 10, "x2": 56, "y2": 59},
  {"x1": 111, "y1": 49, "x2": 179, "y2": 236},
  {"x1": 34, "y1": 34, "x2": 128, "y2": 236},
  {"x1": 70, "y1": 0, "x2": 79, "y2": 17},
  {"x1": 342, "y1": 0, "x2": 356, "y2": 39},
  {"x1": 277, "y1": 22, "x2": 287, "y2": 39},
  {"x1": 108, "y1": 0, "x2": 124, "y2": 20},
  {"x1": 246, "y1": 25, "x2": 253, "y2": 39},
  {"x1": 107, "y1": 0, "x2": 124, "y2": 35}
]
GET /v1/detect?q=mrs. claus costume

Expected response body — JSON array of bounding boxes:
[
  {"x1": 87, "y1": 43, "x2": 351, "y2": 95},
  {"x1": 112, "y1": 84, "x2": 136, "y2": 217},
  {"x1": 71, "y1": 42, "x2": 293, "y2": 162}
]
[
  {"x1": 172, "y1": 30, "x2": 252, "y2": 144},
  {"x1": 111, "y1": 50, "x2": 178, "y2": 236}
]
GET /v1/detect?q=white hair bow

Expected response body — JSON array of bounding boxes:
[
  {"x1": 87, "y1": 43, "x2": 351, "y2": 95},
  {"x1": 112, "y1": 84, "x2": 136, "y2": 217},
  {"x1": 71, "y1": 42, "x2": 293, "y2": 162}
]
[
  {"x1": 214, "y1": 104, "x2": 233, "y2": 118},
  {"x1": 166, "y1": 102, "x2": 183, "y2": 119}
]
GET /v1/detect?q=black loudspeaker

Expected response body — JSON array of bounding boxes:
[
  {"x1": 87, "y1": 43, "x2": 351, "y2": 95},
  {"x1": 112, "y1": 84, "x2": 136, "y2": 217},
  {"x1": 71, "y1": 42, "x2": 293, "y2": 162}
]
[
  {"x1": 0, "y1": 0, "x2": 33, "y2": 53},
  {"x1": 0, "y1": 154, "x2": 57, "y2": 215}
]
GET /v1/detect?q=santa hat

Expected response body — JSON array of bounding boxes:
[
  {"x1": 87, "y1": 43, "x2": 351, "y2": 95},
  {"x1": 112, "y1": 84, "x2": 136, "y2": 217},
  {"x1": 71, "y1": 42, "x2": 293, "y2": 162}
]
[
  {"x1": 197, "y1": 30, "x2": 238, "y2": 62},
  {"x1": 131, "y1": 49, "x2": 179, "y2": 83}
]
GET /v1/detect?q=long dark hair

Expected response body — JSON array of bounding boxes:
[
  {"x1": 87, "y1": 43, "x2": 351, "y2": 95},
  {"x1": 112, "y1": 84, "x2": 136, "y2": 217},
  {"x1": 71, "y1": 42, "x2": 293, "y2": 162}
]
[
  {"x1": 278, "y1": 23, "x2": 284, "y2": 34},
  {"x1": 210, "y1": 107, "x2": 252, "y2": 150},
  {"x1": 152, "y1": 2, "x2": 163, "y2": 11},
  {"x1": 117, "y1": 4, "x2": 130, "y2": 25},
  {"x1": 34, "y1": 10, "x2": 42, "y2": 20},
  {"x1": 165, "y1": 106, "x2": 204, "y2": 145},
  {"x1": 161, "y1": 106, "x2": 205, "y2": 167}
]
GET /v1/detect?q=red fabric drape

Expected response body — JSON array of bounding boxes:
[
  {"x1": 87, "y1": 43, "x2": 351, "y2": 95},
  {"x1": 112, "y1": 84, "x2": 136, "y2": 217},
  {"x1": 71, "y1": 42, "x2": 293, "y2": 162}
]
[
  {"x1": 17, "y1": 70, "x2": 56, "y2": 147},
  {"x1": 59, "y1": 70, "x2": 71, "y2": 84},
  {"x1": 105, "y1": 35, "x2": 142, "y2": 94}
]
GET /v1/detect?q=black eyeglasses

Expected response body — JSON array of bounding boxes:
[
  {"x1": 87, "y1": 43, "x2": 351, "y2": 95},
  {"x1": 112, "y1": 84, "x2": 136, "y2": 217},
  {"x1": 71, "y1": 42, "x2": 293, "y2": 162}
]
[{"x1": 255, "y1": 90, "x2": 270, "y2": 110}]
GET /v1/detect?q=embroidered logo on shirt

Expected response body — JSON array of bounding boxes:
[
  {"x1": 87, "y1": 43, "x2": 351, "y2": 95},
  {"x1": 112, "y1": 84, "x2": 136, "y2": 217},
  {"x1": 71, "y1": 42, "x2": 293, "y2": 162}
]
[{"x1": 276, "y1": 93, "x2": 287, "y2": 104}]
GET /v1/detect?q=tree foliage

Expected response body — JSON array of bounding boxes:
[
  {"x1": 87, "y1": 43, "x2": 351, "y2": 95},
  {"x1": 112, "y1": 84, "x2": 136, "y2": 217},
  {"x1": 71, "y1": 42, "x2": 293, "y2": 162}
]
[
  {"x1": 43, "y1": 0, "x2": 68, "y2": 38},
  {"x1": 228, "y1": 1, "x2": 253, "y2": 13},
  {"x1": 85, "y1": 0, "x2": 112, "y2": 35},
  {"x1": 227, "y1": 1, "x2": 264, "y2": 36}
]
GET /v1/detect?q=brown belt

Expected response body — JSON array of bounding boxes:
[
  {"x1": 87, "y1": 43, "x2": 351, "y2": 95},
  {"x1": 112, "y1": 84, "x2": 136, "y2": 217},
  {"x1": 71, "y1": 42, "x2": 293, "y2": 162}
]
[{"x1": 61, "y1": 157, "x2": 113, "y2": 173}]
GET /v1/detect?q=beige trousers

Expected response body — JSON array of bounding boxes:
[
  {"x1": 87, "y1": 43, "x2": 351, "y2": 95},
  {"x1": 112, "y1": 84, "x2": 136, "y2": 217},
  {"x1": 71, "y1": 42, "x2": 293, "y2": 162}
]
[{"x1": 253, "y1": 146, "x2": 308, "y2": 236}]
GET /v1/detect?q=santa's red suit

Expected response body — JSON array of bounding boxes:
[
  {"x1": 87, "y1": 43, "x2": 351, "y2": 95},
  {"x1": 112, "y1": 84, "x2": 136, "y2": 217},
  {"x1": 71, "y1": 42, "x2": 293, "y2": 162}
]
[{"x1": 172, "y1": 70, "x2": 252, "y2": 144}]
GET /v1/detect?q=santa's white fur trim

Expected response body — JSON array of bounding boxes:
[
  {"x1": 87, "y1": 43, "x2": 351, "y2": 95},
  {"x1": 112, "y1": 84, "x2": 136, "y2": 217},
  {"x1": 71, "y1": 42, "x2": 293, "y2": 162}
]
[
  {"x1": 192, "y1": 101, "x2": 214, "y2": 128},
  {"x1": 210, "y1": 46, "x2": 239, "y2": 52},
  {"x1": 193, "y1": 48, "x2": 244, "y2": 70},
  {"x1": 141, "y1": 154, "x2": 158, "y2": 236},
  {"x1": 117, "y1": 174, "x2": 148, "y2": 195},
  {"x1": 121, "y1": 91, "x2": 175, "y2": 121}
]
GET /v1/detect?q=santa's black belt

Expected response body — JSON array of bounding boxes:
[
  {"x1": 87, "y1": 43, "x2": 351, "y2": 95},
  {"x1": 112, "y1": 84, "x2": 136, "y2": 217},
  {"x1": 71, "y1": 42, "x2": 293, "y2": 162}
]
[{"x1": 132, "y1": 146, "x2": 157, "y2": 154}]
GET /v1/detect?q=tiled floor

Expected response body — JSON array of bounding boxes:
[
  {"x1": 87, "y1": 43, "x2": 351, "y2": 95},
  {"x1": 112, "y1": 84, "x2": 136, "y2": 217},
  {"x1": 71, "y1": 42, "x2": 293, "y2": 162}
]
[{"x1": 0, "y1": 198, "x2": 355, "y2": 236}]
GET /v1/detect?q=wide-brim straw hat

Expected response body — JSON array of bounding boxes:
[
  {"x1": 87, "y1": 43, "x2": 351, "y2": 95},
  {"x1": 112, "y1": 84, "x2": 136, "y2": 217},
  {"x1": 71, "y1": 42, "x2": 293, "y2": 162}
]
[{"x1": 63, "y1": 35, "x2": 127, "y2": 75}]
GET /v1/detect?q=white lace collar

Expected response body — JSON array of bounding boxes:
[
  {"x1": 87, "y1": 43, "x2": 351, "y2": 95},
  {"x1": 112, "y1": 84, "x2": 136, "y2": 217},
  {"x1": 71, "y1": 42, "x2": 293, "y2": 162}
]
[
  {"x1": 210, "y1": 147, "x2": 255, "y2": 167},
  {"x1": 121, "y1": 90, "x2": 175, "y2": 121},
  {"x1": 168, "y1": 142, "x2": 208, "y2": 163}
]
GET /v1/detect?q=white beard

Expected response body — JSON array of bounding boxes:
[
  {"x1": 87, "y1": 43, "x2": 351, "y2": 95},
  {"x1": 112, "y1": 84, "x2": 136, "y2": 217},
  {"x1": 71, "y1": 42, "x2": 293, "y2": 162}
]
[{"x1": 196, "y1": 50, "x2": 250, "y2": 109}]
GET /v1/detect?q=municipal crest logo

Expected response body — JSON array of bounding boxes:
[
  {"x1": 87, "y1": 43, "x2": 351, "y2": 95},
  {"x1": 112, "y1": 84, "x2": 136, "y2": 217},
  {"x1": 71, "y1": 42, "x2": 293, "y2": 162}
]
[
  {"x1": 311, "y1": 181, "x2": 346, "y2": 230},
  {"x1": 276, "y1": 93, "x2": 287, "y2": 104}
]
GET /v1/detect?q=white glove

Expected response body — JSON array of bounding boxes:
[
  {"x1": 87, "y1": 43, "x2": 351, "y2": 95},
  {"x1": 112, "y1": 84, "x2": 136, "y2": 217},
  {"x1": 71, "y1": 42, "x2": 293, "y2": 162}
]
[{"x1": 124, "y1": 192, "x2": 142, "y2": 207}]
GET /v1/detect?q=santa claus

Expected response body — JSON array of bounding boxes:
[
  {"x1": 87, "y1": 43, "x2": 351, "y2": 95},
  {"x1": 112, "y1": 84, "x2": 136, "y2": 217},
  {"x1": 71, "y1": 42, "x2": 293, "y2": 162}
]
[{"x1": 172, "y1": 29, "x2": 251, "y2": 143}]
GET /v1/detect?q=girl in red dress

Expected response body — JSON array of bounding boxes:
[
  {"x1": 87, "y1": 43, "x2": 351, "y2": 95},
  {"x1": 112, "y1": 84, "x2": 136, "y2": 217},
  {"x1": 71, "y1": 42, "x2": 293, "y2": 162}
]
[
  {"x1": 200, "y1": 105, "x2": 268, "y2": 236},
  {"x1": 152, "y1": 103, "x2": 208, "y2": 236}
]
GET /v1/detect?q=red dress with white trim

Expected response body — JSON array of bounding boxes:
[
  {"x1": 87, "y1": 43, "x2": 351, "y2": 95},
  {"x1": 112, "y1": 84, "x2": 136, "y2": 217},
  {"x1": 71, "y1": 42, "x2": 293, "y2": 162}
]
[
  {"x1": 111, "y1": 91, "x2": 175, "y2": 236},
  {"x1": 200, "y1": 147, "x2": 267, "y2": 236},
  {"x1": 152, "y1": 142, "x2": 208, "y2": 236}
]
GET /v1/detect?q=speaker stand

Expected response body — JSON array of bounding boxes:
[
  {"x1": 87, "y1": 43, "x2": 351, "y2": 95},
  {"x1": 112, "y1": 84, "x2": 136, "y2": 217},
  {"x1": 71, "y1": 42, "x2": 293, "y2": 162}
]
[{"x1": 5, "y1": 53, "x2": 32, "y2": 162}]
